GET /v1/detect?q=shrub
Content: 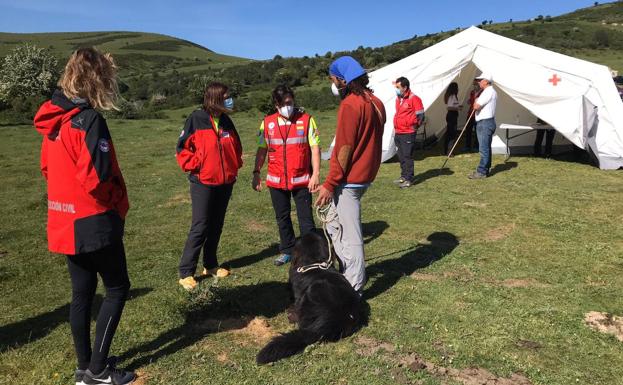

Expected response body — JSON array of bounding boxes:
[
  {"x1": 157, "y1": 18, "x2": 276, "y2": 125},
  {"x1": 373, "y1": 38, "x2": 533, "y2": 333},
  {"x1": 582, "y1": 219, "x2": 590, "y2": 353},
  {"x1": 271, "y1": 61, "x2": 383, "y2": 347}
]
[{"x1": 0, "y1": 44, "x2": 59, "y2": 104}]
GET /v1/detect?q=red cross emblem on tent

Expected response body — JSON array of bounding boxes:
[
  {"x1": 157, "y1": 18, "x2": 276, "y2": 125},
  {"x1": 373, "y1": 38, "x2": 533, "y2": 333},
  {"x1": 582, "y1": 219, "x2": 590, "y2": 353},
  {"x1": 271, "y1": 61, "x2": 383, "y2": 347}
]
[{"x1": 549, "y1": 74, "x2": 561, "y2": 86}]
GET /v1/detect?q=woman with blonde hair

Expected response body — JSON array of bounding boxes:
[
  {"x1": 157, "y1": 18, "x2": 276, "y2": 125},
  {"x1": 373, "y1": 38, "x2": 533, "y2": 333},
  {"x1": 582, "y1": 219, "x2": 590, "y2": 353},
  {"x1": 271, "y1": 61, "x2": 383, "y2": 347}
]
[
  {"x1": 176, "y1": 82, "x2": 243, "y2": 290},
  {"x1": 34, "y1": 47, "x2": 135, "y2": 385}
]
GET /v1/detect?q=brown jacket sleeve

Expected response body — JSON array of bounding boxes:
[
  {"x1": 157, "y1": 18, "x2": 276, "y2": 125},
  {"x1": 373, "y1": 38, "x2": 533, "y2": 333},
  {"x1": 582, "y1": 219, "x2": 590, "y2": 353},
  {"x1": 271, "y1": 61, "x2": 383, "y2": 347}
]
[{"x1": 323, "y1": 102, "x2": 358, "y2": 192}]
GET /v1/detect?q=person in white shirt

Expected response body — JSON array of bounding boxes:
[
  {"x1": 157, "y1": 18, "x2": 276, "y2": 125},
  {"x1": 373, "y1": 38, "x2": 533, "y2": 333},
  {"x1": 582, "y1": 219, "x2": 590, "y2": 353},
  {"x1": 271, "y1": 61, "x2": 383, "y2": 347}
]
[
  {"x1": 444, "y1": 82, "x2": 462, "y2": 156},
  {"x1": 469, "y1": 72, "x2": 498, "y2": 179}
]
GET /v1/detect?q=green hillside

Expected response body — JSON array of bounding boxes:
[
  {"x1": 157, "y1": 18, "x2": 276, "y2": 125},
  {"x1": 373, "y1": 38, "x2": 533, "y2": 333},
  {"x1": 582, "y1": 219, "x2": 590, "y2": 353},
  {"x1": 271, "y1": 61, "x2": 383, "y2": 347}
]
[{"x1": 0, "y1": 31, "x2": 249, "y2": 76}]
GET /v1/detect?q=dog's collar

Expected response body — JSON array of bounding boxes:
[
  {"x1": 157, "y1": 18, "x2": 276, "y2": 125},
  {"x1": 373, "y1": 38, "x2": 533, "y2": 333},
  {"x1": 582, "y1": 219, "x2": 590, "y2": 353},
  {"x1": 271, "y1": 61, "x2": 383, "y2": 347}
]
[{"x1": 296, "y1": 262, "x2": 332, "y2": 273}]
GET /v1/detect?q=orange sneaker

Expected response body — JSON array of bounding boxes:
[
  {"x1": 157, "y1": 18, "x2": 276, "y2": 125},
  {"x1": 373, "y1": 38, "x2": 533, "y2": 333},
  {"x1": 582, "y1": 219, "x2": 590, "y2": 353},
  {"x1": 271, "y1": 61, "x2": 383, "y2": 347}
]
[
  {"x1": 202, "y1": 267, "x2": 230, "y2": 278},
  {"x1": 178, "y1": 276, "x2": 198, "y2": 291}
]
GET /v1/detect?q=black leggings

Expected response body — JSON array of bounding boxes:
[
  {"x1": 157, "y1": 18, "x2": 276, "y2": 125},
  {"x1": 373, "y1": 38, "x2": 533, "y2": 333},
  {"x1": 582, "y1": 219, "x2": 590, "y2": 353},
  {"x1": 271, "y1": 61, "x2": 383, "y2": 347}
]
[
  {"x1": 445, "y1": 110, "x2": 459, "y2": 154},
  {"x1": 66, "y1": 241, "x2": 130, "y2": 373}
]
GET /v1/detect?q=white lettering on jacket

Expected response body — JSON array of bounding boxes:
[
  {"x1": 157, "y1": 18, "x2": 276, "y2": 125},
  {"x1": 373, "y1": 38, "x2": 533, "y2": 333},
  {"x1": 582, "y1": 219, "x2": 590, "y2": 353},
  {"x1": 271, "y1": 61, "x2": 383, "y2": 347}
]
[{"x1": 48, "y1": 200, "x2": 76, "y2": 214}]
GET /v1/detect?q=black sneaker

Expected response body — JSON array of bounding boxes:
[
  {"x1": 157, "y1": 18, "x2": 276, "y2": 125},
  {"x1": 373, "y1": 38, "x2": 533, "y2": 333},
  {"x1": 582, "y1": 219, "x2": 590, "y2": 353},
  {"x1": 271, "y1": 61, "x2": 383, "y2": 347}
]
[
  {"x1": 75, "y1": 369, "x2": 86, "y2": 385},
  {"x1": 83, "y1": 364, "x2": 136, "y2": 385}
]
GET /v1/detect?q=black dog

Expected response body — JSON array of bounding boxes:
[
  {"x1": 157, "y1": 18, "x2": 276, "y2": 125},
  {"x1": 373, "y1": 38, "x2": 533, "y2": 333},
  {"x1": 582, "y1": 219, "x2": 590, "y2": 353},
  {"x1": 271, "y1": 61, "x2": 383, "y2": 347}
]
[{"x1": 256, "y1": 231, "x2": 367, "y2": 364}]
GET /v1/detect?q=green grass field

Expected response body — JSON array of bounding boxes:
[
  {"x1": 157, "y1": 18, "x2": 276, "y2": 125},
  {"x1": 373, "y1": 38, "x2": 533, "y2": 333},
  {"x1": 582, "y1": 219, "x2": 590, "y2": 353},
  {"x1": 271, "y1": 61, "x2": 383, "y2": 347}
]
[{"x1": 1, "y1": 109, "x2": 622, "y2": 385}]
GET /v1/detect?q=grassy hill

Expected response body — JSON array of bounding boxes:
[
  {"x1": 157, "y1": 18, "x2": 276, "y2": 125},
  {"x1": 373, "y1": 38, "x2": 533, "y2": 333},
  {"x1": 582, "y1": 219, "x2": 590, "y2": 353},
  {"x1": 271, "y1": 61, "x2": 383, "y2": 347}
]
[{"x1": 0, "y1": 31, "x2": 249, "y2": 77}]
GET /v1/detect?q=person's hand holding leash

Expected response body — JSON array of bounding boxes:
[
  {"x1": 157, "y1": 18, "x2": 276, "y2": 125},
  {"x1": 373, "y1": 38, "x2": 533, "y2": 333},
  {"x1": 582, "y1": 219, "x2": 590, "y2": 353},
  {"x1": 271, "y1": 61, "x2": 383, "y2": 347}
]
[{"x1": 315, "y1": 185, "x2": 333, "y2": 206}]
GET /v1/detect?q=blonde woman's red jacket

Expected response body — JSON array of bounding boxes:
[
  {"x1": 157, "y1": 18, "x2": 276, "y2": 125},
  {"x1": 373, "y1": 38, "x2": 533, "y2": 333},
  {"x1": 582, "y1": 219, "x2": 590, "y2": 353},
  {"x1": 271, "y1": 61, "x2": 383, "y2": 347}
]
[
  {"x1": 176, "y1": 110, "x2": 243, "y2": 185},
  {"x1": 34, "y1": 90, "x2": 129, "y2": 255}
]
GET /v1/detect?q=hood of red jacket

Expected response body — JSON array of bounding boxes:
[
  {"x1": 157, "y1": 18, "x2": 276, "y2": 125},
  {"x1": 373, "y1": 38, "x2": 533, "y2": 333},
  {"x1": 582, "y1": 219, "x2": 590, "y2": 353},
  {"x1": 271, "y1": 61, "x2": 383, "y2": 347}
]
[{"x1": 34, "y1": 90, "x2": 85, "y2": 137}]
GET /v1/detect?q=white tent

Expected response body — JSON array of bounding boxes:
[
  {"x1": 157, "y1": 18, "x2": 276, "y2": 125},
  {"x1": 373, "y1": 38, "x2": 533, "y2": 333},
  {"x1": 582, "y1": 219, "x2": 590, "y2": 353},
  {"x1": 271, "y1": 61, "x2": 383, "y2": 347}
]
[{"x1": 323, "y1": 26, "x2": 623, "y2": 169}]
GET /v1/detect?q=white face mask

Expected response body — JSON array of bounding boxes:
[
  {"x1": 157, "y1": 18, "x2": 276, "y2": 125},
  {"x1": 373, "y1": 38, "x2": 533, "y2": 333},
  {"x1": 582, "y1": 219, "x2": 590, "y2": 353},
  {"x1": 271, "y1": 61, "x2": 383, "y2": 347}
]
[
  {"x1": 279, "y1": 105, "x2": 294, "y2": 118},
  {"x1": 331, "y1": 83, "x2": 341, "y2": 97}
]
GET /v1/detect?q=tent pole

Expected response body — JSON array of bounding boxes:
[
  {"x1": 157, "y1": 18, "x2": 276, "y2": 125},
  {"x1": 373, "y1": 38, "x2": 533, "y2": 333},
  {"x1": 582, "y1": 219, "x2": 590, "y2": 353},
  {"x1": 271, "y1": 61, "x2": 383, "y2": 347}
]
[{"x1": 439, "y1": 109, "x2": 476, "y2": 172}]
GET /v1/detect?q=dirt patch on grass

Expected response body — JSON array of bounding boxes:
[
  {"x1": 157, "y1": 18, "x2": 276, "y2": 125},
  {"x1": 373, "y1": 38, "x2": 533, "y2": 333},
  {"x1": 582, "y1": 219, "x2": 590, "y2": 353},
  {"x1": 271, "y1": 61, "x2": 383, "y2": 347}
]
[
  {"x1": 500, "y1": 278, "x2": 549, "y2": 288},
  {"x1": 132, "y1": 369, "x2": 150, "y2": 385},
  {"x1": 410, "y1": 268, "x2": 474, "y2": 283},
  {"x1": 585, "y1": 276, "x2": 608, "y2": 287},
  {"x1": 463, "y1": 201, "x2": 488, "y2": 209},
  {"x1": 401, "y1": 354, "x2": 533, "y2": 385},
  {"x1": 584, "y1": 311, "x2": 623, "y2": 342},
  {"x1": 232, "y1": 317, "x2": 277, "y2": 345},
  {"x1": 443, "y1": 268, "x2": 475, "y2": 282},
  {"x1": 159, "y1": 192, "x2": 190, "y2": 208},
  {"x1": 198, "y1": 316, "x2": 277, "y2": 346},
  {"x1": 354, "y1": 335, "x2": 396, "y2": 357},
  {"x1": 246, "y1": 220, "x2": 270, "y2": 233},
  {"x1": 354, "y1": 335, "x2": 533, "y2": 384},
  {"x1": 216, "y1": 351, "x2": 230, "y2": 363},
  {"x1": 484, "y1": 223, "x2": 516, "y2": 241},
  {"x1": 215, "y1": 350, "x2": 241, "y2": 369},
  {"x1": 410, "y1": 272, "x2": 441, "y2": 282}
]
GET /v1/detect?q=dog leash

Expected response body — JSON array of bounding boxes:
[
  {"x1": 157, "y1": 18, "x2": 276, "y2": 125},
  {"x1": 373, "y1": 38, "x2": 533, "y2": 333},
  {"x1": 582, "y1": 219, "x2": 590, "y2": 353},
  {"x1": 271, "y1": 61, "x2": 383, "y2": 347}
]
[{"x1": 296, "y1": 204, "x2": 336, "y2": 273}]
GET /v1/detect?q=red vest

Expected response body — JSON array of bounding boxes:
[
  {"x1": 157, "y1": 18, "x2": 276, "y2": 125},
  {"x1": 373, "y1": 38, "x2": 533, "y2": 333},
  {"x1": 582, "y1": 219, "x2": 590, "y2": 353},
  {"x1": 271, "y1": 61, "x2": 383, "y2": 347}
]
[{"x1": 263, "y1": 112, "x2": 312, "y2": 190}]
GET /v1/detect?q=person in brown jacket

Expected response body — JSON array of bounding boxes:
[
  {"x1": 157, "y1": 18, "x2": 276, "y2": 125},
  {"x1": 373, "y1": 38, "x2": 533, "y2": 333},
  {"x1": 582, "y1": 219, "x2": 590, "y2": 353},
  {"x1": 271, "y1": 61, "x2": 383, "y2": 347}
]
[{"x1": 315, "y1": 56, "x2": 386, "y2": 294}]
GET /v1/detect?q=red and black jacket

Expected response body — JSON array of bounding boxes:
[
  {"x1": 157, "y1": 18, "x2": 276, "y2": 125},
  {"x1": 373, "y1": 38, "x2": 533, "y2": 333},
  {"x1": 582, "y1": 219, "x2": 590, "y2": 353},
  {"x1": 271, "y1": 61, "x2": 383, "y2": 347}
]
[
  {"x1": 393, "y1": 89, "x2": 425, "y2": 134},
  {"x1": 34, "y1": 90, "x2": 129, "y2": 255},
  {"x1": 176, "y1": 110, "x2": 243, "y2": 185}
]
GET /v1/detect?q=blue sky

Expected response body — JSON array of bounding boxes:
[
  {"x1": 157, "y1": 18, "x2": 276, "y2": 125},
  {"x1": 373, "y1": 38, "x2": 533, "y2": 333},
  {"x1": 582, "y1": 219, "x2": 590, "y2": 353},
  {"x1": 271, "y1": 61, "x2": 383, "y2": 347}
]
[{"x1": 0, "y1": 0, "x2": 599, "y2": 59}]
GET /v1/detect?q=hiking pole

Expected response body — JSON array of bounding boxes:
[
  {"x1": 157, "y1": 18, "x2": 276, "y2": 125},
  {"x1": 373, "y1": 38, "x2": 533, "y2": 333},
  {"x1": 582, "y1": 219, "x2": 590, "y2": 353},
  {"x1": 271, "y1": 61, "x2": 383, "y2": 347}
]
[{"x1": 439, "y1": 109, "x2": 476, "y2": 172}]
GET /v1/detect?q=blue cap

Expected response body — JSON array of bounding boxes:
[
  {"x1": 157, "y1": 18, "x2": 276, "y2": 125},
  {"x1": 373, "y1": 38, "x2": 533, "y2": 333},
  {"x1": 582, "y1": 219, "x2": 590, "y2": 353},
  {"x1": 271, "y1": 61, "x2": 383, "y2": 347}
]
[{"x1": 329, "y1": 56, "x2": 366, "y2": 84}]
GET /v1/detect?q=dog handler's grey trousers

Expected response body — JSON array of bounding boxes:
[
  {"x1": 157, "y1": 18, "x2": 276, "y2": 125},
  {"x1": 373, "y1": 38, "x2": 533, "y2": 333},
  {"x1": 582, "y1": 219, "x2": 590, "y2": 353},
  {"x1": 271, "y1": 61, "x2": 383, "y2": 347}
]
[{"x1": 325, "y1": 185, "x2": 368, "y2": 292}]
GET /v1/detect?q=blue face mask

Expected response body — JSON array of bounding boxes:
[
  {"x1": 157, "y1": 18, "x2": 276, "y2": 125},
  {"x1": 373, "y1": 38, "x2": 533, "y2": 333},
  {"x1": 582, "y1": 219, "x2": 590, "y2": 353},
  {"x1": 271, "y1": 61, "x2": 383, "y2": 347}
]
[
  {"x1": 395, "y1": 88, "x2": 403, "y2": 97},
  {"x1": 224, "y1": 97, "x2": 234, "y2": 110}
]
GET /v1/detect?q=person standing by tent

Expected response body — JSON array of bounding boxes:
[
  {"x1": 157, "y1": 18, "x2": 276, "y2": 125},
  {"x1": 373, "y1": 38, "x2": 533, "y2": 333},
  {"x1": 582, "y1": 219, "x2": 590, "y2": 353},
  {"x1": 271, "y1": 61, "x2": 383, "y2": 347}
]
[
  {"x1": 533, "y1": 118, "x2": 556, "y2": 158},
  {"x1": 315, "y1": 56, "x2": 386, "y2": 294},
  {"x1": 469, "y1": 73, "x2": 498, "y2": 179},
  {"x1": 176, "y1": 82, "x2": 243, "y2": 290},
  {"x1": 444, "y1": 82, "x2": 461, "y2": 156},
  {"x1": 252, "y1": 85, "x2": 321, "y2": 266},
  {"x1": 462, "y1": 80, "x2": 480, "y2": 152},
  {"x1": 34, "y1": 48, "x2": 135, "y2": 385},
  {"x1": 393, "y1": 77, "x2": 424, "y2": 188}
]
